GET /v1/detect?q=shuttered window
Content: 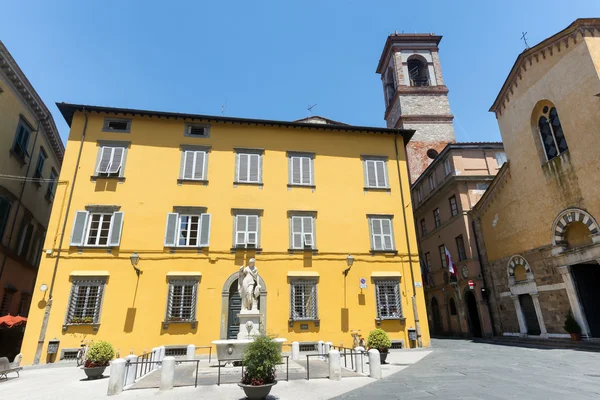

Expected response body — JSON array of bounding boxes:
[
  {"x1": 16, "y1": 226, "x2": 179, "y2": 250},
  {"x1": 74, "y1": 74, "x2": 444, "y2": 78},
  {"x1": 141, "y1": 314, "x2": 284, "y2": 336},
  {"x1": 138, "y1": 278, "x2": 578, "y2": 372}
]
[
  {"x1": 46, "y1": 170, "x2": 57, "y2": 202},
  {"x1": 69, "y1": 210, "x2": 124, "y2": 247},
  {"x1": 290, "y1": 280, "x2": 318, "y2": 320},
  {"x1": 181, "y1": 150, "x2": 207, "y2": 180},
  {"x1": 375, "y1": 280, "x2": 402, "y2": 319},
  {"x1": 235, "y1": 214, "x2": 259, "y2": 247},
  {"x1": 95, "y1": 146, "x2": 125, "y2": 177},
  {"x1": 12, "y1": 122, "x2": 31, "y2": 158},
  {"x1": 164, "y1": 213, "x2": 211, "y2": 247},
  {"x1": 236, "y1": 152, "x2": 261, "y2": 183},
  {"x1": 33, "y1": 150, "x2": 47, "y2": 179},
  {"x1": 166, "y1": 280, "x2": 198, "y2": 322},
  {"x1": 363, "y1": 158, "x2": 389, "y2": 189},
  {"x1": 65, "y1": 279, "x2": 106, "y2": 324},
  {"x1": 0, "y1": 197, "x2": 11, "y2": 239},
  {"x1": 369, "y1": 217, "x2": 395, "y2": 251},
  {"x1": 289, "y1": 154, "x2": 314, "y2": 186},
  {"x1": 290, "y1": 215, "x2": 315, "y2": 249}
]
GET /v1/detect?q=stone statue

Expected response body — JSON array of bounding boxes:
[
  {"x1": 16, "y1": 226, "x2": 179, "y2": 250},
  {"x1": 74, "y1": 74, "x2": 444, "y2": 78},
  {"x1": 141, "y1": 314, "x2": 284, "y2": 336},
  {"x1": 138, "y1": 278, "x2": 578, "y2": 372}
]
[{"x1": 238, "y1": 258, "x2": 261, "y2": 312}]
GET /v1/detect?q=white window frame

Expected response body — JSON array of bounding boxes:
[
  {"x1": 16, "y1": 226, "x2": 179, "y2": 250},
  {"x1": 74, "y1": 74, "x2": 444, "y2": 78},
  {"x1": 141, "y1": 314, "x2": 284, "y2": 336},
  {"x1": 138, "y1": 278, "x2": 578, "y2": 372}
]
[
  {"x1": 65, "y1": 279, "x2": 106, "y2": 325},
  {"x1": 165, "y1": 279, "x2": 198, "y2": 322},
  {"x1": 290, "y1": 280, "x2": 318, "y2": 320},
  {"x1": 290, "y1": 215, "x2": 316, "y2": 250},
  {"x1": 84, "y1": 213, "x2": 114, "y2": 247},
  {"x1": 444, "y1": 158, "x2": 452, "y2": 176},
  {"x1": 181, "y1": 149, "x2": 208, "y2": 181},
  {"x1": 429, "y1": 174, "x2": 436, "y2": 190},
  {"x1": 363, "y1": 158, "x2": 389, "y2": 189},
  {"x1": 235, "y1": 151, "x2": 262, "y2": 184},
  {"x1": 368, "y1": 216, "x2": 395, "y2": 251},
  {"x1": 234, "y1": 214, "x2": 260, "y2": 248},
  {"x1": 289, "y1": 153, "x2": 314, "y2": 186},
  {"x1": 416, "y1": 185, "x2": 422, "y2": 203},
  {"x1": 375, "y1": 280, "x2": 403, "y2": 320},
  {"x1": 177, "y1": 214, "x2": 211, "y2": 247}
]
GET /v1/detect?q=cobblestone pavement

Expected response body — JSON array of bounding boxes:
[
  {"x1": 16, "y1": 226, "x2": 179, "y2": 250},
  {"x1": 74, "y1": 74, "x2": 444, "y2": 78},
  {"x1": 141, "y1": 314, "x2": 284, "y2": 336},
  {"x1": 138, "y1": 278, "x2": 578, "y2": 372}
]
[{"x1": 332, "y1": 338, "x2": 600, "y2": 400}]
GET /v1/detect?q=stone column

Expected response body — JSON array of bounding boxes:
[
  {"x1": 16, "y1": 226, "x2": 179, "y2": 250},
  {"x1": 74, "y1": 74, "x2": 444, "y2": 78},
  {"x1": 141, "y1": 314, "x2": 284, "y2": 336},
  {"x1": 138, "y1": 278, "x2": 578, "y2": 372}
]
[
  {"x1": 367, "y1": 349, "x2": 382, "y2": 379},
  {"x1": 186, "y1": 344, "x2": 195, "y2": 360},
  {"x1": 325, "y1": 342, "x2": 332, "y2": 355},
  {"x1": 107, "y1": 358, "x2": 126, "y2": 396},
  {"x1": 559, "y1": 266, "x2": 591, "y2": 337},
  {"x1": 160, "y1": 356, "x2": 175, "y2": 391},
  {"x1": 328, "y1": 350, "x2": 341, "y2": 381},
  {"x1": 291, "y1": 342, "x2": 300, "y2": 361},
  {"x1": 124, "y1": 354, "x2": 138, "y2": 387},
  {"x1": 510, "y1": 295, "x2": 528, "y2": 337},
  {"x1": 530, "y1": 293, "x2": 548, "y2": 338}
]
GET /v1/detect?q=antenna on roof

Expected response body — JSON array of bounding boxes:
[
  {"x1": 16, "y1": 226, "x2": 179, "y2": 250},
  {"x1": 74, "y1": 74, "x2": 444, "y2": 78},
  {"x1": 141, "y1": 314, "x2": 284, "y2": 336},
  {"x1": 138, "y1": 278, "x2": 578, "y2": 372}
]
[
  {"x1": 521, "y1": 32, "x2": 530, "y2": 49},
  {"x1": 221, "y1": 101, "x2": 228, "y2": 116},
  {"x1": 307, "y1": 104, "x2": 317, "y2": 118}
]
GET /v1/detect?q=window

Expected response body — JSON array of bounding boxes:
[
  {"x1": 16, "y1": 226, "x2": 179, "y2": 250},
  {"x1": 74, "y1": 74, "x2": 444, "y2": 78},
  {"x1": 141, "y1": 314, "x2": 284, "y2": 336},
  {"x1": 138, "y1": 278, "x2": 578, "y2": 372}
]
[
  {"x1": 449, "y1": 298, "x2": 457, "y2": 316},
  {"x1": 433, "y1": 208, "x2": 441, "y2": 228},
  {"x1": 363, "y1": 157, "x2": 389, "y2": 189},
  {"x1": 384, "y1": 67, "x2": 396, "y2": 106},
  {"x1": 416, "y1": 185, "x2": 422, "y2": 203},
  {"x1": 164, "y1": 212, "x2": 211, "y2": 247},
  {"x1": 0, "y1": 289, "x2": 15, "y2": 316},
  {"x1": 234, "y1": 214, "x2": 260, "y2": 248},
  {"x1": 425, "y1": 252, "x2": 432, "y2": 270},
  {"x1": 184, "y1": 123, "x2": 210, "y2": 138},
  {"x1": 102, "y1": 118, "x2": 131, "y2": 133},
  {"x1": 439, "y1": 245, "x2": 447, "y2": 268},
  {"x1": 429, "y1": 174, "x2": 436, "y2": 191},
  {"x1": 537, "y1": 106, "x2": 568, "y2": 161},
  {"x1": 235, "y1": 150, "x2": 262, "y2": 184},
  {"x1": 375, "y1": 280, "x2": 402, "y2": 319},
  {"x1": 407, "y1": 57, "x2": 429, "y2": 87},
  {"x1": 0, "y1": 197, "x2": 11, "y2": 239},
  {"x1": 65, "y1": 278, "x2": 106, "y2": 324},
  {"x1": 17, "y1": 222, "x2": 34, "y2": 257},
  {"x1": 18, "y1": 293, "x2": 31, "y2": 317},
  {"x1": 69, "y1": 210, "x2": 124, "y2": 247},
  {"x1": 290, "y1": 280, "x2": 318, "y2": 320},
  {"x1": 495, "y1": 152, "x2": 507, "y2": 167},
  {"x1": 444, "y1": 158, "x2": 452, "y2": 176},
  {"x1": 288, "y1": 152, "x2": 314, "y2": 186},
  {"x1": 166, "y1": 279, "x2": 198, "y2": 322},
  {"x1": 420, "y1": 219, "x2": 427, "y2": 236},
  {"x1": 476, "y1": 183, "x2": 489, "y2": 191},
  {"x1": 181, "y1": 149, "x2": 208, "y2": 181},
  {"x1": 33, "y1": 149, "x2": 47, "y2": 180},
  {"x1": 12, "y1": 121, "x2": 31, "y2": 159},
  {"x1": 46, "y1": 170, "x2": 57, "y2": 202},
  {"x1": 368, "y1": 216, "x2": 395, "y2": 251},
  {"x1": 449, "y1": 196, "x2": 458, "y2": 217},
  {"x1": 290, "y1": 215, "x2": 316, "y2": 250},
  {"x1": 455, "y1": 235, "x2": 466, "y2": 261},
  {"x1": 95, "y1": 145, "x2": 126, "y2": 177}
]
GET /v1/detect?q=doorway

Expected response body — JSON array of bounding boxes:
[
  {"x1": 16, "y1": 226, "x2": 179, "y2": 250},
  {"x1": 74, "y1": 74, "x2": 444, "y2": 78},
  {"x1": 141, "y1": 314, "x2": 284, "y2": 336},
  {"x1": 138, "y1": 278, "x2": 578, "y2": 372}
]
[
  {"x1": 519, "y1": 294, "x2": 541, "y2": 335},
  {"x1": 464, "y1": 291, "x2": 482, "y2": 338},
  {"x1": 430, "y1": 297, "x2": 442, "y2": 335},
  {"x1": 227, "y1": 280, "x2": 242, "y2": 339},
  {"x1": 571, "y1": 263, "x2": 600, "y2": 337}
]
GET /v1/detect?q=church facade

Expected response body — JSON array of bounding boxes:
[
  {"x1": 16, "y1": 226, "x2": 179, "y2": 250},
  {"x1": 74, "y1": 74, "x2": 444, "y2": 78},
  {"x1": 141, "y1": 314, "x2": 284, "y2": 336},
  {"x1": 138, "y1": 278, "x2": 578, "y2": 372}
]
[{"x1": 471, "y1": 19, "x2": 600, "y2": 339}]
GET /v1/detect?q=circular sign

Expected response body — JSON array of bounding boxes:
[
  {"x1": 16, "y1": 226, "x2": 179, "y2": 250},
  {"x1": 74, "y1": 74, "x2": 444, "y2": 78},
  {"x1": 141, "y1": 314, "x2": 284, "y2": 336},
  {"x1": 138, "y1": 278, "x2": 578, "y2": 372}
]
[
  {"x1": 468, "y1": 279, "x2": 474, "y2": 290},
  {"x1": 40, "y1": 284, "x2": 48, "y2": 292},
  {"x1": 359, "y1": 278, "x2": 366, "y2": 285}
]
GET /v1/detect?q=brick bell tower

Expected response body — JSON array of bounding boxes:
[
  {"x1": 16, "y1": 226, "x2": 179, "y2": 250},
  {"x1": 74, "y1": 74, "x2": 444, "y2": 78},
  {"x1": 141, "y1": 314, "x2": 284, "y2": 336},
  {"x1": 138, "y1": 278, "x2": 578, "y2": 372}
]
[{"x1": 376, "y1": 33, "x2": 456, "y2": 183}]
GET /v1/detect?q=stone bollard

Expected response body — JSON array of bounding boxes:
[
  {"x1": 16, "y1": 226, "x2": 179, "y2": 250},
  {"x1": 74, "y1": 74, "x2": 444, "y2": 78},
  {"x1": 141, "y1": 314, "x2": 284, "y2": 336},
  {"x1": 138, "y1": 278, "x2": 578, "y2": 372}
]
[
  {"x1": 107, "y1": 358, "x2": 127, "y2": 396},
  {"x1": 160, "y1": 356, "x2": 176, "y2": 391},
  {"x1": 367, "y1": 349, "x2": 382, "y2": 379},
  {"x1": 151, "y1": 347, "x2": 159, "y2": 370},
  {"x1": 124, "y1": 354, "x2": 138, "y2": 387},
  {"x1": 291, "y1": 342, "x2": 300, "y2": 361},
  {"x1": 325, "y1": 342, "x2": 332, "y2": 355},
  {"x1": 186, "y1": 344, "x2": 195, "y2": 360},
  {"x1": 317, "y1": 340, "x2": 324, "y2": 356},
  {"x1": 328, "y1": 350, "x2": 341, "y2": 381},
  {"x1": 353, "y1": 346, "x2": 364, "y2": 373},
  {"x1": 159, "y1": 346, "x2": 166, "y2": 362}
]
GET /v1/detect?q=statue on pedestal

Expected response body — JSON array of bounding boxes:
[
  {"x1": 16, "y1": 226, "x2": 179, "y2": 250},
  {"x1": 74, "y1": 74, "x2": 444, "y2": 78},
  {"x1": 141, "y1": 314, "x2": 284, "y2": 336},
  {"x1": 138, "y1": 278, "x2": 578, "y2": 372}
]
[{"x1": 238, "y1": 258, "x2": 261, "y2": 313}]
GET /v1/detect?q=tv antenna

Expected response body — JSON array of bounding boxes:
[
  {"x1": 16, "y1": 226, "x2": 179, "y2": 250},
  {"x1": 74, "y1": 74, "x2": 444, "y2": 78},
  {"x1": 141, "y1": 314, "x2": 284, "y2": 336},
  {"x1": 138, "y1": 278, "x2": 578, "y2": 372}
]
[
  {"x1": 521, "y1": 32, "x2": 530, "y2": 49},
  {"x1": 221, "y1": 101, "x2": 228, "y2": 116},
  {"x1": 307, "y1": 103, "x2": 317, "y2": 118}
]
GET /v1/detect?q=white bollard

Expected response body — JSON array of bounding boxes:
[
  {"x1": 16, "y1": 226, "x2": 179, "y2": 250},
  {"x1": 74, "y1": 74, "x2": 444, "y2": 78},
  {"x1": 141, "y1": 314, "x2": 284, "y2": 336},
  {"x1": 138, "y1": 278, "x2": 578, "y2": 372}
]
[
  {"x1": 328, "y1": 350, "x2": 341, "y2": 381},
  {"x1": 160, "y1": 356, "x2": 176, "y2": 391},
  {"x1": 159, "y1": 346, "x2": 166, "y2": 361},
  {"x1": 124, "y1": 354, "x2": 138, "y2": 387},
  {"x1": 354, "y1": 346, "x2": 364, "y2": 373},
  {"x1": 107, "y1": 358, "x2": 127, "y2": 396},
  {"x1": 368, "y1": 349, "x2": 382, "y2": 379},
  {"x1": 291, "y1": 342, "x2": 300, "y2": 361},
  {"x1": 317, "y1": 340, "x2": 324, "y2": 355},
  {"x1": 325, "y1": 342, "x2": 332, "y2": 355},
  {"x1": 186, "y1": 344, "x2": 195, "y2": 360},
  {"x1": 151, "y1": 347, "x2": 159, "y2": 370}
]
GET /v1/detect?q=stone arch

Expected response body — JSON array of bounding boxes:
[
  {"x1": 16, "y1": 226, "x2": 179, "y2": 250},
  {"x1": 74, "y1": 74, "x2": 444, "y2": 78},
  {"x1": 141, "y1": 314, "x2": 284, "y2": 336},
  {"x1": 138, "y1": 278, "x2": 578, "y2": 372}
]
[
  {"x1": 507, "y1": 255, "x2": 533, "y2": 280},
  {"x1": 552, "y1": 208, "x2": 599, "y2": 246},
  {"x1": 530, "y1": 100, "x2": 569, "y2": 163},
  {"x1": 219, "y1": 272, "x2": 268, "y2": 339},
  {"x1": 407, "y1": 54, "x2": 430, "y2": 87}
]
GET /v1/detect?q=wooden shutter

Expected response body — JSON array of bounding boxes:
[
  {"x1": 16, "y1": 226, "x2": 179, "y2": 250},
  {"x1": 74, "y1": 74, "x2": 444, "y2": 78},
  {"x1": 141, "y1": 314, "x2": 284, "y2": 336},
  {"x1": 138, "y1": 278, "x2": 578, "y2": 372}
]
[
  {"x1": 96, "y1": 147, "x2": 112, "y2": 174},
  {"x1": 291, "y1": 216, "x2": 302, "y2": 249},
  {"x1": 236, "y1": 215, "x2": 247, "y2": 246},
  {"x1": 376, "y1": 161, "x2": 387, "y2": 187},
  {"x1": 108, "y1": 148, "x2": 124, "y2": 174},
  {"x1": 371, "y1": 218, "x2": 383, "y2": 250},
  {"x1": 108, "y1": 212, "x2": 124, "y2": 246},
  {"x1": 194, "y1": 151, "x2": 205, "y2": 180},
  {"x1": 70, "y1": 211, "x2": 89, "y2": 246},
  {"x1": 199, "y1": 213, "x2": 211, "y2": 247},
  {"x1": 365, "y1": 160, "x2": 377, "y2": 187},
  {"x1": 381, "y1": 219, "x2": 393, "y2": 250},
  {"x1": 183, "y1": 151, "x2": 194, "y2": 179},
  {"x1": 249, "y1": 154, "x2": 260, "y2": 183},
  {"x1": 238, "y1": 154, "x2": 249, "y2": 182},
  {"x1": 291, "y1": 157, "x2": 301, "y2": 185},
  {"x1": 164, "y1": 213, "x2": 179, "y2": 247},
  {"x1": 301, "y1": 157, "x2": 311, "y2": 185},
  {"x1": 302, "y1": 216, "x2": 314, "y2": 247},
  {"x1": 247, "y1": 215, "x2": 258, "y2": 245}
]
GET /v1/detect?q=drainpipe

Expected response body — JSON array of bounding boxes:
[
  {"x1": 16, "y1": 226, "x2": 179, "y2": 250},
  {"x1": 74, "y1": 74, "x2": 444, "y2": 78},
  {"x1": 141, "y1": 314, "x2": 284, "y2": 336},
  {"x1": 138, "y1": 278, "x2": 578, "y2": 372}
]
[
  {"x1": 394, "y1": 133, "x2": 422, "y2": 347},
  {"x1": 471, "y1": 219, "x2": 498, "y2": 337},
  {"x1": 34, "y1": 109, "x2": 88, "y2": 364},
  {"x1": 0, "y1": 118, "x2": 42, "y2": 282}
]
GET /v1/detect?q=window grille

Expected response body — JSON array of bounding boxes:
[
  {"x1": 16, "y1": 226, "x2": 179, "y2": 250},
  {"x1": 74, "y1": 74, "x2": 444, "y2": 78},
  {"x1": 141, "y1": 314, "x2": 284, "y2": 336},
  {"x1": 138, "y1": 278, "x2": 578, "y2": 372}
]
[
  {"x1": 369, "y1": 217, "x2": 395, "y2": 251},
  {"x1": 290, "y1": 280, "x2": 318, "y2": 320},
  {"x1": 364, "y1": 159, "x2": 388, "y2": 188},
  {"x1": 390, "y1": 341, "x2": 403, "y2": 349},
  {"x1": 166, "y1": 280, "x2": 198, "y2": 322},
  {"x1": 375, "y1": 280, "x2": 402, "y2": 319},
  {"x1": 65, "y1": 279, "x2": 105, "y2": 324},
  {"x1": 299, "y1": 343, "x2": 317, "y2": 352},
  {"x1": 290, "y1": 155, "x2": 313, "y2": 185},
  {"x1": 165, "y1": 347, "x2": 188, "y2": 356},
  {"x1": 185, "y1": 124, "x2": 209, "y2": 137},
  {"x1": 62, "y1": 350, "x2": 79, "y2": 360},
  {"x1": 433, "y1": 208, "x2": 441, "y2": 228},
  {"x1": 103, "y1": 118, "x2": 131, "y2": 132}
]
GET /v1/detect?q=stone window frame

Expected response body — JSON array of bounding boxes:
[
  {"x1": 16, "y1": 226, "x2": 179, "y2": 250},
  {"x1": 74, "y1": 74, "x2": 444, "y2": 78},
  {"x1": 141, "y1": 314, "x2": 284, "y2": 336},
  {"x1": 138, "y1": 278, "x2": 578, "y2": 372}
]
[{"x1": 102, "y1": 117, "x2": 132, "y2": 133}]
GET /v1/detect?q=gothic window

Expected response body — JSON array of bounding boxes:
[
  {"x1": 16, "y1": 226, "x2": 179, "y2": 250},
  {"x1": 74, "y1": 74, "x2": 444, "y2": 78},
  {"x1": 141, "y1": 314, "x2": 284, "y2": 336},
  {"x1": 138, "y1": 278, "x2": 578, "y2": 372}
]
[
  {"x1": 537, "y1": 105, "x2": 568, "y2": 161},
  {"x1": 408, "y1": 57, "x2": 429, "y2": 87}
]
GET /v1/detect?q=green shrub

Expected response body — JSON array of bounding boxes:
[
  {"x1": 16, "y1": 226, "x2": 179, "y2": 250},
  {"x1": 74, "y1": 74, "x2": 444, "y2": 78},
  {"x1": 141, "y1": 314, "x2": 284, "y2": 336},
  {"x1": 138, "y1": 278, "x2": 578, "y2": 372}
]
[
  {"x1": 564, "y1": 310, "x2": 581, "y2": 334},
  {"x1": 242, "y1": 335, "x2": 282, "y2": 386},
  {"x1": 366, "y1": 328, "x2": 392, "y2": 353},
  {"x1": 85, "y1": 341, "x2": 115, "y2": 367}
]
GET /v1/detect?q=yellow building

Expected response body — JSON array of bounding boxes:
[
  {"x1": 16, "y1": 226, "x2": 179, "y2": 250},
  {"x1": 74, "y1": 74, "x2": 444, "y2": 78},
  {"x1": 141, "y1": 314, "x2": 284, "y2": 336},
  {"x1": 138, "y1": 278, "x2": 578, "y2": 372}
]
[{"x1": 21, "y1": 103, "x2": 429, "y2": 364}]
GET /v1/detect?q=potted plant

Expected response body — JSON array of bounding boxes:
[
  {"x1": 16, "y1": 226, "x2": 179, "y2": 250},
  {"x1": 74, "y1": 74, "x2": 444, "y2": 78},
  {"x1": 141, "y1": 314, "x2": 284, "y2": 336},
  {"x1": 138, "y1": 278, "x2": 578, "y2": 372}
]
[
  {"x1": 83, "y1": 341, "x2": 115, "y2": 379},
  {"x1": 239, "y1": 335, "x2": 282, "y2": 400},
  {"x1": 367, "y1": 328, "x2": 392, "y2": 364},
  {"x1": 564, "y1": 310, "x2": 582, "y2": 341}
]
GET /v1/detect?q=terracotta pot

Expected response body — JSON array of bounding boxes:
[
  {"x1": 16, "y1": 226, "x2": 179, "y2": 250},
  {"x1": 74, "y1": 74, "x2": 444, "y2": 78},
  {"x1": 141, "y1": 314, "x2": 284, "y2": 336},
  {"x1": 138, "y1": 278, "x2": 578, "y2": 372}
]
[
  {"x1": 238, "y1": 381, "x2": 277, "y2": 400},
  {"x1": 83, "y1": 366, "x2": 107, "y2": 379},
  {"x1": 380, "y1": 352, "x2": 389, "y2": 364},
  {"x1": 569, "y1": 332, "x2": 582, "y2": 341}
]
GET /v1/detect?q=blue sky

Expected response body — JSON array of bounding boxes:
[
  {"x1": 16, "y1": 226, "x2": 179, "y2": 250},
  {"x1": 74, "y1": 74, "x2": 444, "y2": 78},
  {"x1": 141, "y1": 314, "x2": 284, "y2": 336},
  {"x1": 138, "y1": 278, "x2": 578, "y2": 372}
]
[{"x1": 1, "y1": 1, "x2": 598, "y2": 143}]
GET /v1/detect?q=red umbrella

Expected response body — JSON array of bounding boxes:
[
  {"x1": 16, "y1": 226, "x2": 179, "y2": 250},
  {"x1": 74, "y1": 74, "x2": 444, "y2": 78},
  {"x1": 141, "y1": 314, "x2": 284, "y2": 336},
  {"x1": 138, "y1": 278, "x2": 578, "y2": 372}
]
[{"x1": 0, "y1": 314, "x2": 27, "y2": 328}]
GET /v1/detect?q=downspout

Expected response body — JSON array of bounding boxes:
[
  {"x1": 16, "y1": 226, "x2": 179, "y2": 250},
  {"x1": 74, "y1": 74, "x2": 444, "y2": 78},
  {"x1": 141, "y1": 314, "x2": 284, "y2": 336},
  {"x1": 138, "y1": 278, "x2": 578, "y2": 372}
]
[
  {"x1": 34, "y1": 109, "x2": 88, "y2": 364},
  {"x1": 471, "y1": 219, "x2": 498, "y2": 337},
  {"x1": 394, "y1": 133, "x2": 422, "y2": 348},
  {"x1": 0, "y1": 118, "x2": 42, "y2": 281}
]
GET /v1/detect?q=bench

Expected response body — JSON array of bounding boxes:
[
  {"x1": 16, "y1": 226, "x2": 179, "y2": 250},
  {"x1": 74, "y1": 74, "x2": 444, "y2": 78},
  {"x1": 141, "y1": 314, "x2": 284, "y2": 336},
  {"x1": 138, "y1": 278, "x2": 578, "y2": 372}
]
[{"x1": 0, "y1": 354, "x2": 22, "y2": 380}]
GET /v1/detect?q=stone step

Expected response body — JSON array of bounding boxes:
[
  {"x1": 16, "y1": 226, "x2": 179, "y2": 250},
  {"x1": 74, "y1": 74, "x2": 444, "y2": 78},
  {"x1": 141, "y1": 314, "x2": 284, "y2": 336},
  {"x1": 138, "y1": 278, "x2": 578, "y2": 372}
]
[{"x1": 476, "y1": 337, "x2": 600, "y2": 352}]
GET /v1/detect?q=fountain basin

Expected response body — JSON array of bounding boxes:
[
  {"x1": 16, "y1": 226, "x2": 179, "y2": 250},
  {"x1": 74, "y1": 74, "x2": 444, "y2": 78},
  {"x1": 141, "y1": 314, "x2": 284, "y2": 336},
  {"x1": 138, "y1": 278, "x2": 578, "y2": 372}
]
[{"x1": 212, "y1": 338, "x2": 287, "y2": 362}]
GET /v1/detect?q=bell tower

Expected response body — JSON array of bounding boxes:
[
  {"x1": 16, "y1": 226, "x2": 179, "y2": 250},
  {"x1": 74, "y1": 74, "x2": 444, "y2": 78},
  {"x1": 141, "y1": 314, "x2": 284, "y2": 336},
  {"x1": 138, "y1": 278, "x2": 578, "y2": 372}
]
[{"x1": 376, "y1": 33, "x2": 456, "y2": 183}]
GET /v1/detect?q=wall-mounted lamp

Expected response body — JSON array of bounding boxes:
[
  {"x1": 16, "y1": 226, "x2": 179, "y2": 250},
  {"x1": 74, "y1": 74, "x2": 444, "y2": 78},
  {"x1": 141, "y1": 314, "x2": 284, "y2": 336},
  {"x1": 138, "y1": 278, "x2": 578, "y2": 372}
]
[
  {"x1": 130, "y1": 252, "x2": 141, "y2": 277},
  {"x1": 343, "y1": 254, "x2": 354, "y2": 276}
]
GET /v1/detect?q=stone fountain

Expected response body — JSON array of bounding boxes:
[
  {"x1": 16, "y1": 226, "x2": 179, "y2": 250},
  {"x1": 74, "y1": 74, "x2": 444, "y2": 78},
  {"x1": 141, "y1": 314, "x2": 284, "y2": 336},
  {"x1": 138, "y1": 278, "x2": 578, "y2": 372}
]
[{"x1": 212, "y1": 259, "x2": 286, "y2": 362}]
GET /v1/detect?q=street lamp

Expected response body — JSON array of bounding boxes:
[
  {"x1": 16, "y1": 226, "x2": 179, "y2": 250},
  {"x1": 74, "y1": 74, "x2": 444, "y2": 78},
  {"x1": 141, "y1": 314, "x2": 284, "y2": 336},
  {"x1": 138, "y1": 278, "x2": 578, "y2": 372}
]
[
  {"x1": 343, "y1": 254, "x2": 354, "y2": 276},
  {"x1": 130, "y1": 252, "x2": 141, "y2": 276}
]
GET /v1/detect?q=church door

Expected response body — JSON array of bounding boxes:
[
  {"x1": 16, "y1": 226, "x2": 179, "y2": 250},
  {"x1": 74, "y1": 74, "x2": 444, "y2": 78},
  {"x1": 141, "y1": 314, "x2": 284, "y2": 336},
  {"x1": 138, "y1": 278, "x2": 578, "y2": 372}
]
[
  {"x1": 519, "y1": 294, "x2": 541, "y2": 335},
  {"x1": 431, "y1": 297, "x2": 442, "y2": 335},
  {"x1": 465, "y1": 291, "x2": 482, "y2": 338},
  {"x1": 227, "y1": 280, "x2": 242, "y2": 339},
  {"x1": 571, "y1": 264, "x2": 600, "y2": 337}
]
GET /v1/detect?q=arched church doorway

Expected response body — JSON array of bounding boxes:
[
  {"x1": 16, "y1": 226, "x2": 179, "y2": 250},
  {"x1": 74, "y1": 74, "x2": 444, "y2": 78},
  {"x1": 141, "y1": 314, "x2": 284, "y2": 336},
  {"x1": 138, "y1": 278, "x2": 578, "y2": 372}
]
[
  {"x1": 571, "y1": 263, "x2": 600, "y2": 337},
  {"x1": 465, "y1": 291, "x2": 482, "y2": 338},
  {"x1": 431, "y1": 297, "x2": 442, "y2": 335},
  {"x1": 220, "y1": 273, "x2": 267, "y2": 340}
]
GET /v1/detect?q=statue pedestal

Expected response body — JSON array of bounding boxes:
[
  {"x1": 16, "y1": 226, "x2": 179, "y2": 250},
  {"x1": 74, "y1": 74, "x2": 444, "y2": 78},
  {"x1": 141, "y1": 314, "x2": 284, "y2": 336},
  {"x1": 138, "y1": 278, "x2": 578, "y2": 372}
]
[{"x1": 237, "y1": 311, "x2": 261, "y2": 340}]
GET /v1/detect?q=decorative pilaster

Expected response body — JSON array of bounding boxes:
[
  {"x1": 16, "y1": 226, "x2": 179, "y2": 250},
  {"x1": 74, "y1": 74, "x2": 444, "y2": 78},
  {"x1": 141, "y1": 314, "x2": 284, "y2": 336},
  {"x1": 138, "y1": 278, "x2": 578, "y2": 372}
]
[
  {"x1": 510, "y1": 295, "x2": 528, "y2": 337},
  {"x1": 558, "y1": 266, "x2": 590, "y2": 338},
  {"x1": 529, "y1": 293, "x2": 548, "y2": 338}
]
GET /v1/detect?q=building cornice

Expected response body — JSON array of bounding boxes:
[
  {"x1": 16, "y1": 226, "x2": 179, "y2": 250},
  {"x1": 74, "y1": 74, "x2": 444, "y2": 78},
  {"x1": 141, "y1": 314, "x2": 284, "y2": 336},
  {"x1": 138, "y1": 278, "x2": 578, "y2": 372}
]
[
  {"x1": 376, "y1": 33, "x2": 443, "y2": 73},
  {"x1": 469, "y1": 162, "x2": 511, "y2": 217}
]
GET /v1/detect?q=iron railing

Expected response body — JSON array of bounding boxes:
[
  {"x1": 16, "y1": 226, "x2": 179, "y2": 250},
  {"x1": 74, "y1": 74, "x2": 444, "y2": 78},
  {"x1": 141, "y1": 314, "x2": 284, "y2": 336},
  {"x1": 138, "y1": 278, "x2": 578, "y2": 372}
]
[
  {"x1": 217, "y1": 356, "x2": 289, "y2": 386},
  {"x1": 305, "y1": 353, "x2": 329, "y2": 380},
  {"x1": 194, "y1": 345, "x2": 212, "y2": 363}
]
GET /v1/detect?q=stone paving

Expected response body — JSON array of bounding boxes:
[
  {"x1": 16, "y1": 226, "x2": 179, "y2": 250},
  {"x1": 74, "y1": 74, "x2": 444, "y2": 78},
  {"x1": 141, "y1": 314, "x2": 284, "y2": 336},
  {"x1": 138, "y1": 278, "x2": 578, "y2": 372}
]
[{"x1": 333, "y1": 338, "x2": 600, "y2": 399}]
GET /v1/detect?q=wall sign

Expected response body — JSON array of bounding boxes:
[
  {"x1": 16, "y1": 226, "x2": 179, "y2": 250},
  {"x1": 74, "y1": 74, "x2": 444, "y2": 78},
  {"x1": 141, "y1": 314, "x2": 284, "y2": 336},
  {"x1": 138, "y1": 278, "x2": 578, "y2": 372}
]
[{"x1": 359, "y1": 278, "x2": 367, "y2": 289}]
